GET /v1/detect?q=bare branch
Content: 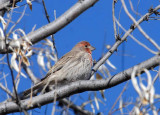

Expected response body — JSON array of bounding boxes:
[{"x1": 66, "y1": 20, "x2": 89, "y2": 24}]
[
  {"x1": 0, "y1": 54, "x2": 160, "y2": 114},
  {"x1": 27, "y1": 0, "x2": 98, "y2": 44},
  {"x1": 112, "y1": 0, "x2": 117, "y2": 41},
  {"x1": 92, "y1": 5, "x2": 160, "y2": 75},
  {"x1": 121, "y1": 0, "x2": 160, "y2": 50},
  {"x1": 115, "y1": 17, "x2": 158, "y2": 54},
  {"x1": 42, "y1": 0, "x2": 58, "y2": 59}
]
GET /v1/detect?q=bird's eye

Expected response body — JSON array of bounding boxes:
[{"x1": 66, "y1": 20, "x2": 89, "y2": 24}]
[{"x1": 85, "y1": 45, "x2": 88, "y2": 48}]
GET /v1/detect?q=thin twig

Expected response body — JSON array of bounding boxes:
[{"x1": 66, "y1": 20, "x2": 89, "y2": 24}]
[
  {"x1": 92, "y1": 5, "x2": 160, "y2": 74},
  {"x1": 3, "y1": 73, "x2": 10, "y2": 99},
  {"x1": 121, "y1": 0, "x2": 160, "y2": 51},
  {"x1": 109, "y1": 82, "x2": 128, "y2": 115},
  {"x1": 8, "y1": 5, "x2": 27, "y2": 37},
  {"x1": 129, "y1": 0, "x2": 142, "y2": 17},
  {"x1": 115, "y1": 17, "x2": 158, "y2": 54},
  {"x1": 112, "y1": 0, "x2": 117, "y2": 41},
  {"x1": 152, "y1": 67, "x2": 160, "y2": 85},
  {"x1": 0, "y1": 83, "x2": 14, "y2": 99},
  {"x1": 51, "y1": 90, "x2": 57, "y2": 115},
  {"x1": 42, "y1": 0, "x2": 58, "y2": 58},
  {"x1": 42, "y1": 0, "x2": 50, "y2": 23},
  {"x1": 59, "y1": 98, "x2": 93, "y2": 115}
]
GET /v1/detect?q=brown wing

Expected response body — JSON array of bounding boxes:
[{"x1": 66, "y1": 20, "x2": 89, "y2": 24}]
[{"x1": 41, "y1": 50, "x2": 79, "y2": 80}]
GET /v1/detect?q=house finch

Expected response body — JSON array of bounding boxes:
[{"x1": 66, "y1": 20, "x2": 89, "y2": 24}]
[{"x1": 23, "y1": 41, "x2": 95, "y2": 97}]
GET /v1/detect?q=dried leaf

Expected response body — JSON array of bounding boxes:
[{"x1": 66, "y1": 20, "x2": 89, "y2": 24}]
[
  {"x1": 0, "y1": 16, "x2": 7, "y2": 29},
  {"x1": 26, "y1": 50, "x2": 33, "y2": 57},
  {"x1": 144, "y1": 69, "x2": 152, "y2": 90},
  {"x1": 16, "y1": 29, "x2": 32, "y2": 45},
  {"x1": 27, "y1": 0, "x2": 32, "y2": 11},
  {"x1": 47, "y1": 61, "x2": 51, "y2": 69},
  {"x1": 12, "y1": 32, "x2": 18, "y2": 40},
  {"x1": 99, "y1": 90, "x2": 106, "y2": 101},
  {"x1": 106, "y1": 59, "x2": 116, "y2": 70},
  {"x1": 150, "y1": 86, "x2": 155, "y2": 104},
  {"x1": 134, "y1": 106, "x2": 140, "y2": 115},
  {"x1": 98, "y1": 65, "x2": 106, "y2": 77},
  {"x1": 45, "y1": 51, "x2": 52, "y2": 69},
  {"x1": 16, "y1": 77, "x2": 20, "y2": 90},
  {"x1": 90, "y1": 101, "x2": 95, "y2": 113},
  {"x1": 11, "y1": 53, "x2": 27, "y2": 78},
  {"x1": 37, "y1": 51, "x2": 46, "y2": 71},
  {"x1": 94, "y1": 97, "x2": 99, "y2": 110},
  {"x1": 49, "y1": 54, "x2": 57, "y2": 62},
  {"x1": 17, "y1": 49, "x2": 30, "y2": 66},
  {"x1": 131, "y1": 67, "x2": 142, "y2": 98},
  {"x1": 119, "y1": 98, "x2": 123, "y2": 114},
  {"x1": 96, "y1": 73, "x2": 103, "y2": 80},
  {"x1": 45, "y1": 39, "x2": 53, "y2": 47},
  {"x1": 142, "y1": 97, "x2": 148, "y2": 105},
  {"x1": 22, "y1": 55, "x2": 30, "y2": 66},
  {"x1": 0, "y1": 28, "x2": 4, "y2": 40}
]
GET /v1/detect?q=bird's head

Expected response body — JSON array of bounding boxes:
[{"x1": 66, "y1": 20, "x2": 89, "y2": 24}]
[{"x1": 73, "y1": 41, "x2": 95, "y2": 54}]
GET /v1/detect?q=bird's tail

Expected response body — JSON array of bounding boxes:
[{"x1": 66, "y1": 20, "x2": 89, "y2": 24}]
[{"x1": 20, "y1": 81, "x2": 45, "y2": 99}]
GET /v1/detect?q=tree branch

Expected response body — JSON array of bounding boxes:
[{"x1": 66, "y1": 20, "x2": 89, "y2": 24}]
[
  {"x1": 0, "y1": 0, "x2": 99, "y2": 53},
  {"x1": 92, "y1": 4, "x2": 160, "y2": 75},
  {"x1": 0, "y1": 55, "x2": 159, "y2": 114}
]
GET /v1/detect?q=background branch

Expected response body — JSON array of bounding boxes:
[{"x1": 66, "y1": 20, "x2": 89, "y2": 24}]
[{"x1": 92, "y1": 5, "x2": 160, "y2": 75}]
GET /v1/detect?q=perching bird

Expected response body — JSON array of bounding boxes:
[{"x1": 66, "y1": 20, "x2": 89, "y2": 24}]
[{"x1": 22, "y1": 41, "x2": 95, "y2": 98}]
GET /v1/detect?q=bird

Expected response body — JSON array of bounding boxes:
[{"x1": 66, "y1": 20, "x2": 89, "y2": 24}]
[{"x1": 22, "y1": 41, "x2": 95, "y2": 98}]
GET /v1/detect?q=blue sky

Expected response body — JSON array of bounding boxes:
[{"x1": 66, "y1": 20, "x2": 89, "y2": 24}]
[{"x1": 0, "y1": 0, "x2": 160, "y2": 114}]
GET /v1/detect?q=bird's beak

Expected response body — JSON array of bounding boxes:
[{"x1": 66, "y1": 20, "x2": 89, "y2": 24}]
[{"x1": 89, "y1": 46, "x2": 96, "y2": 51}]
